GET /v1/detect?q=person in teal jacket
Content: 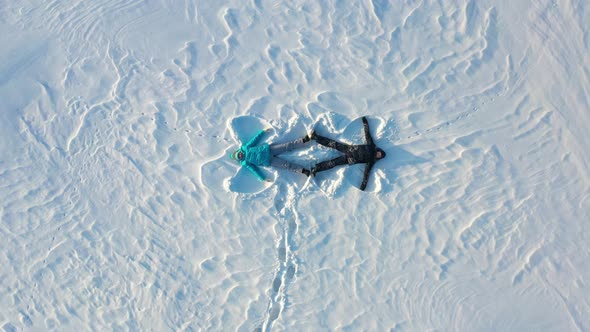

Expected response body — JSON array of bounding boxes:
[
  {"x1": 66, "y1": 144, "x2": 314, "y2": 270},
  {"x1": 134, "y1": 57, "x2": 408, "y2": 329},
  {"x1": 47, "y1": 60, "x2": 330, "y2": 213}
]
[{"x1": 230, "y1": 129, "x2": 312, "y2": 181}]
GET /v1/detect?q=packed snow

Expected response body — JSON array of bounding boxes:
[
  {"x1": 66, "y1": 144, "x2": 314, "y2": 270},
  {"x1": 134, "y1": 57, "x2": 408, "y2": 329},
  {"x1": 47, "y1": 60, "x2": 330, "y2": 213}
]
[{"x1": 1, "y1": 0, "x2": 589, "y2": 331}]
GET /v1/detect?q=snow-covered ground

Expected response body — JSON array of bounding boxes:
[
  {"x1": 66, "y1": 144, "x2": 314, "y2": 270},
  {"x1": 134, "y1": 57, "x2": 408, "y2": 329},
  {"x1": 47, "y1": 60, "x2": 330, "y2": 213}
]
[{"x1": 1, "y1": 0, "x2": 589, "y2": 330}]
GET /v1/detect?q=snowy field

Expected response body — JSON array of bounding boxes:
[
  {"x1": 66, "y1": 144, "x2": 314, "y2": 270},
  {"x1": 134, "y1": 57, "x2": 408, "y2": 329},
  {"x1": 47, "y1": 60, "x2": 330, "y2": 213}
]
[{"x1": 1, "y1": 0, "x2": 589, "y2": 331}]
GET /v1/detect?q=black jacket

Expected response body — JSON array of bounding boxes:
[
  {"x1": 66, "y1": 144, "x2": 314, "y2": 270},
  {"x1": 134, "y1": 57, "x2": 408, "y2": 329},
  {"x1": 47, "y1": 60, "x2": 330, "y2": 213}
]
[
  {"x1": 314, "y1": 117, "x2": 386, "y2": 190},
  {"x1": 355, "y1": 117, "x2": 383, "y2": 190}
]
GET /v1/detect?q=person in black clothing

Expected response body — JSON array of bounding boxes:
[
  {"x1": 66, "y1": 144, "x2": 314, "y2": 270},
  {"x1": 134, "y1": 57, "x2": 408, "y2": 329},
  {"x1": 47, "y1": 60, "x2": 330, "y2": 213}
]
[{"x1": 306, "y1": 116, "x2": 386, "y2": 191}]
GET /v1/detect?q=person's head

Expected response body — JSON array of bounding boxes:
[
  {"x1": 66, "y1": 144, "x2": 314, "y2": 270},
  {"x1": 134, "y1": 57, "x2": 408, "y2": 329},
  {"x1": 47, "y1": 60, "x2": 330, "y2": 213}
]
[
  {"x1": 375, "y1": 148, "x2": 386, "y2": 160},
  {"x1": 230, "y1": 149, "x2": 245, "y2": 162}
]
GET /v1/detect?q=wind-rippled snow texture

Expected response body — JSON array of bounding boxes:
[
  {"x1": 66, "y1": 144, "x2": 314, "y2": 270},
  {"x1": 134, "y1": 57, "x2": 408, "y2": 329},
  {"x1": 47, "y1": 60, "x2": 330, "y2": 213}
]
[{"x1": 1, "y1": 0, "x2": 589, "y2": 331}]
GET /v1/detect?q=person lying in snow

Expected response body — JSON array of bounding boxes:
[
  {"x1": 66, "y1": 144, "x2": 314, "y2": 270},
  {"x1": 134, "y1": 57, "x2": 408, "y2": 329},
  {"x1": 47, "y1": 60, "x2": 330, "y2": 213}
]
[
  {"x1": 229, "y1": 128, "x2": 313, "y2": 181},
  {"x1": 309, "y1": 116, "x2": 386, "y2": 191}
]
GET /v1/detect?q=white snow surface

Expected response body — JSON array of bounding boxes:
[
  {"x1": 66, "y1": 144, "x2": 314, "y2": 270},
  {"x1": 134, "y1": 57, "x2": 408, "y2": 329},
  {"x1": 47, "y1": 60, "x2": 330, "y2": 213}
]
[{"x1": 1, "y1": 0, "x2": 589, "y2": 331}]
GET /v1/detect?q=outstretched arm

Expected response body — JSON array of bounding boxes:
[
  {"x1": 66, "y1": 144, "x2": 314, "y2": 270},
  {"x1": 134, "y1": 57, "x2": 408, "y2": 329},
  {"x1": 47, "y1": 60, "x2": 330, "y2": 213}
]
[
  {"x1": 244, "y1": 129, "x2": 267, "y2": 148},
  {"x1": 243, "y1": 162, "x2": 266, "y2": 181},
  {"x1": 362, "y1": 117, "x2": 373, "y2": 145},
  {"x1": 359, "y1": 162, "x2": 374, "y2": 191}
]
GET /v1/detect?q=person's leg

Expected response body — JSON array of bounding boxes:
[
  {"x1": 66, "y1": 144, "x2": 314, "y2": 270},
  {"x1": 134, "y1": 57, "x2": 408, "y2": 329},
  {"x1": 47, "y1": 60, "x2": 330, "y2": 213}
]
[
  {"x1": 269, "y1": 137, "x2": 307, "y2": 155},
  {"x1": 302, "y1": 130, "x2": 316, "y2": 143},
  {"x1": 311, "y1": 155, "x2": 347, "y2": 175},
  {"x1": 271, "y1": 156, "x2": 309, "y2": 174},
  {"x1": 314, "y1": 134, "x2": 350, "y2": 153}
]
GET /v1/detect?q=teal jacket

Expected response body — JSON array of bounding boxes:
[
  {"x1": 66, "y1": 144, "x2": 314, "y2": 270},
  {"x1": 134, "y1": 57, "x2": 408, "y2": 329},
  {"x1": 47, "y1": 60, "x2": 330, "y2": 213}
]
[{"x1": 237, "y1": 130, "x2": 271, "y2": 181}]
